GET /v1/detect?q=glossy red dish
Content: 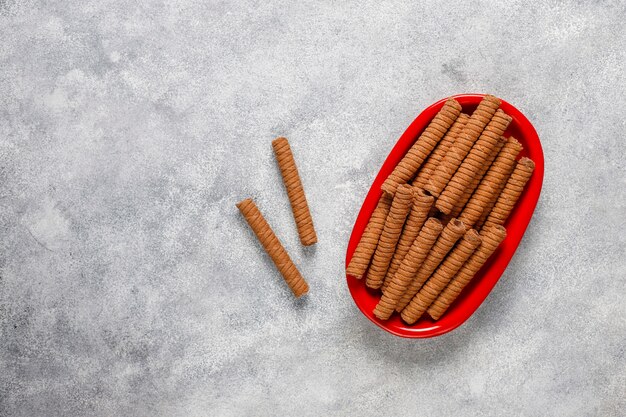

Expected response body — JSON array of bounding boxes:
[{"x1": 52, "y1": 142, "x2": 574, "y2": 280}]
[{"x1": 345, "y1": 94, "x2": 544, "y2": 338}]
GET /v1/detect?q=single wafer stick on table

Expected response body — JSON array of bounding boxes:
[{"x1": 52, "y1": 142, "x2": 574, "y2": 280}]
[
  {"x1": 381, "y1": 99, "x2": 462, "y2": 195},
  {"x1": 237, "y1": 198, "x2": 309, "y2": 298},
  {"x1": 412, "y1": 113, "x2": 469, "y2": 188},
  {"x1": 373, "y1": 218, "x2": 443, "y2": 320},
  {"x1": 272, "y1": 137, "x2": 317, "y2": 246},
  {"x1": 424, "y1": 95, "x2": 501, "y2": 197},
  {"x1": 458, "y1": 137, "x2": 523, "y2": 229},
  {"x1": 436, "y1": 110, "x2": 512, "y2": 214},
  {"x1": 401, "y1": 229, "x2": 482, "y2": 324},
  {"x1": 366, "y1": 184, "x2": 413, "y2": 289},
  {"x1": 428, "y1": 225, "x2": 507, "y2": 320},
  {"x1": 346, "y1": 194, "x2": 393, "y2": 279},
  {"x1": 395, "y1": 218, "x2": 466, "y2": 312},
  {"x1": 448, "y1": 135, "x2": 507, "y2": 219},
  {"x1": 482, "y1": 157, "x2": 535, "y2": 230},
  {"x1": 381, "y1": 188, "x2": 434, "y2": 292}
]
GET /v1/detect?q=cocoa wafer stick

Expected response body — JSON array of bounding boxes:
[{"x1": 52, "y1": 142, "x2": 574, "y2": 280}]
[
  {"x1": 346, "y1": 194, "x2": 393, "y2": 279},
  {"x1": 401, "y1": 229, "x2": 482, "y2": 324},
  {"x1": 424, "y1": 95, "x2": 501, "y2": 197},
  {"x1": 237, "y1": 198, "x2": 309, "y2": 297},
  {"x1": 395, "y1": 218, "x2": 466, "y2": 312},
  {"x1": 373, "y1": 218, "x2": 443, "y2": 320},
  {"x1": 427, "y1": 225, "x2": 507, "y2": 320},
  {"x1": 366, "y1": 184, "x2": 413, "y2": 289},
  {"x1": 381, "y1": 188, "x2": 433, "y2": 292},
  {"x1": 272, "y1": 137, "x2": 317, "y2": 246},
  {"x1": 381, "y1": 99, "x2": 462, "y2": 195},
  {"x1": 436, "y1": 110, "x2": 512, "y2": 214}
]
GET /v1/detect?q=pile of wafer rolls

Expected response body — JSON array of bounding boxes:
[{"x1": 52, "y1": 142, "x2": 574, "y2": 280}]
[
  {"x1": 347, "y1": 95, "x2": 535, "y2": 323},
  {"x1": 237, "y1": 137, "x2": 316, "y2": 298}
]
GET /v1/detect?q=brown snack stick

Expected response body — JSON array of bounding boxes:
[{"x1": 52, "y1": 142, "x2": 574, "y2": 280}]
[
  {"x1": 237, "y1": 198, "x2": 309, "y2": 297},
  {"x1": 436, "y1": 110, "x2": 512, "y2": 214},
  {"x1": 424, "y1": 95, "x2": 501, "y2": 197},
  {"x1": 366, "y1": 184, "x2": 414, "y2": 289},
  {"x1": 346, "y1": 194, "x2": 393, "y2": 279},
  {"x1": 401, "y1": 229, "x2": 482, "y2": 324},
  {"x1": 428, "y1": 225, "x2": 507, "y2": 320},
  {"x1": 381, "y1": 99, "x2": 462, "y2": 195},
  {"x1": 482, "y1": 157, "x2": 535, "y2": 230},
  {"x1": 458, "y1": 137, "x2": 523, "y2": 229},
  {"x1": 412, "y1": 114, "x2": 470, "y2": 188},
  {"x1": 381, "y1": 188, "x2": 434, "y2": 292},
  {"x1": 272, "y1": 137, "x2": 318, "y2": 246},
  {"x1": 395, "y1": 218, "x2": 466, "y2": 312},
  {"x1": 373, "y1": 218, "x2": 443, "y2": 320},
  {"x1": 448, "y1": 135, "x2": 507, "y2": 219}
]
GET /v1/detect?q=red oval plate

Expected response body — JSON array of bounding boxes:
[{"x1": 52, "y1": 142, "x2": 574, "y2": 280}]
[{"x1": 345, "y1": 94, "x2": 544, "y2": 338}]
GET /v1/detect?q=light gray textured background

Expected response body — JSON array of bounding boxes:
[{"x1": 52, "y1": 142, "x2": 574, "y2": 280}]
[{"x1": 1, "y1": 1, "x2": 625, "y2": 416}]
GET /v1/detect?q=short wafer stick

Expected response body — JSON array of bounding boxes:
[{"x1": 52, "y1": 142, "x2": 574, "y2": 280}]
[
  {"x1": 272, "y1": 137, "x2": 317, "y2": 246},
  {"x1": 373, "y1": 218, "x2": 443, "y2": 320},
  {"x1": 412, "y1": 114, "x2": 469, "y2": 188},
  {"x1": 366, "y1": 184, "x2": 413, "y2": 289},
  {"x1": 428, "y1": 225, "x2": 507, "y2": 320},
  {"x1": 425, "y1": 95, "x2": 501, "y2": 197},
  {"x1": 436, "y1": 110, "x2": 512, "y2": 214},
  {"x1": 395, "y1": 218, "x2": 466, "y2": 312},
  {"x1": 346, "y1": 194, "x2": 393, "y2": 279},
  {"x1": 458, "y1": 137, "x2": 523, "y2": 229},
  {"x1": 448, "y1": 135, "x2": 507, "y2": 219},
  {"x1": 237, "y1": 198, "x2": 309, "y2": 297},
  {"x1": 381, "y1": 188, "x2": 434, "y2": 292},
  {"x1": 401, "y1": 229, "x2": 482, "y2": 324},
  {"x1": 381, "y1": 99, "x2": 462, "y2": 195},
  {"x1": 482, "y1": 157, "x2": 535, "y2": 230}
]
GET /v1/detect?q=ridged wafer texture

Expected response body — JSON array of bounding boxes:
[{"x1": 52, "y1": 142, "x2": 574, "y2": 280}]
[
  {"x1": 395, "y1": 218, "x2": 467, "y2": 312},
  {"x1": 373, "y1": 218, "x2": 443, "y2": 320},
  {"x1": 272, "y1": 137, "x2": 318, "y2": 246},
  {"x1": 401, "y1": 229, "x2": 482, "y2": 324},
  {"x1": 436, "y1": 110, "x2": 512, "y2": 214},
  {"x1": 346, "y1": 194, "x2": 393, "y2": 279},
  {"x1": 237, "y1": 198, "x2": 309, "y2": 298},
  {"x1": 381, "y1": 188, "x2": 434, "y2": 292},
  {"x1": 458, "y1": 137, "x2": 523, "y2": 229},
  {"x1": 449, "y1": 135, "x2": 507, "y2": 219},
  {"x1": 366, "y1": 184, "x2": 414, "y2": 289},
  {"x1": 424, "y1": 95, "x2": 501, "y2": 197},
  {"x1": 412, "y1": 113, "x2": 470, "y2": 188},
  {"x1": 428, "y1": 225, "x2": 507, "y2": 320},
  {"x1": 482, "y1": 157, "x2": 535, "y2": 230},
  {"x1": 381, "y1": 99, "x2": 462, "y2": 195}
]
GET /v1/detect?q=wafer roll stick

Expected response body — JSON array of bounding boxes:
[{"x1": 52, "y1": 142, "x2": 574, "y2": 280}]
[
  {"x1": 346, "y1": 194, "x2": 393, "y2": 279},
  {"x1": 395, "y1": 218, "x2": 466, "y2": 312},
  {"x1": 436, "y1": 110, "x2": 512, "y2": 214},
  {"x1": 381, "y1": 100, "x2": 462, "y2": 195},
  {"x1": 272, "y1": 137, "x2": 318, "y2": 246},
  {"x1": 458, "y1": 137, "x2": 523, "y2": 229},
  {"x1": 424, "y1": 95, "x2": 501, "y2": 197},
  {"x1": 382, "y1": 188, "x2": 434, "y2": 292},
  {"x1": 366, "y1": 185, "x2": 413, "y2": 289},
  {"x1": 482, "y1": 157, "x2": 535, "y2": 230},
  {"x1": 428, "y1": 225, "x2": 506, "y2": 320},
  {"x1": 373, "y1": 218, "x2": 443, "y2": 320},
  {"x1": 449, "y1": 135, "x2": 507, "y2": 219},
  {"x1": 412, "y1": 114, "x2": 469, "y2": 188},
  {"x1": 237, "y1": 198, "x2": 309, "y2": 297},
  {"x1": 401, "y1": 229, "x2": 482, "y2": 324}
]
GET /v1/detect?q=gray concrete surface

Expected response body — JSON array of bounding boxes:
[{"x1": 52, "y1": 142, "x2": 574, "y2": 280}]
[{"x1": 1, "y1": 1, "x2": 625, "y2": 416}]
